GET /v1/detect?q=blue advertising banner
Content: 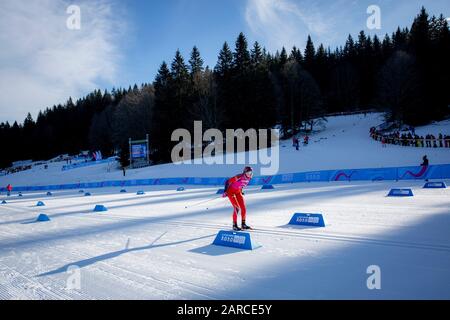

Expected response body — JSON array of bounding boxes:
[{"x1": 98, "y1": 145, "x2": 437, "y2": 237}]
[
  {"x1": 1, "y1": 164, "x2": 449, "y2": 193},
  {"x1": 131, "y1": 144, "x2": 147, "y2": 159}
]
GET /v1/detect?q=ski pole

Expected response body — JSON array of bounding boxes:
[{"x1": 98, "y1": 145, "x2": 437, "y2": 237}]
[
  {"x1": 184, "y1": 196, "x2": 222, "y2": 209},
  {"x1": 204, "y1": 196, "x2": 227, "y2": 211}
]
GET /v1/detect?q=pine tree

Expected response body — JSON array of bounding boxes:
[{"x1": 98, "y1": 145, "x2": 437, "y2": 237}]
[
  {"x1": 233, "y1": 32, "x2": 251, "y2": 74},
  {"x1": 290, "y1": 46, "x2": 303, "y2": 63},
  {"x1": 409, "y1": 7, "x2": 430, "y2": 56},
  {"x1": 373, "y1": 35, "x2": 382, "y2": 56},
  {"x1": 316, "y1": 44, "x2": 326, "y2": 61},
  {"x1": 392, "y1": 27, "x2": 408, "y2": 50},
  {"x1": 357, "y1": 31, "x2": 368, "y2": 55},
  {"x1": 171, "y1": 50, "x2": 189, "y2": 89},
  {"x1": 189, "y1": 46, "x2": 204, "y2": 75},
  {"x1": 215, "y1": 42, "x2": 233, "y2": 76},
  {"x1": 279, "y1": 47, "x2": 288, "y2": 66},
  {"x1": 382, "y1": 34, "x2": 393, "y2": 59},
  {"x1": 23, "y1": 113, "x2": 34, "y2": 128},
  {"x1": 251, "y1": 41, "x2": 263, "y2": 66},
  {"x1": 304, "y1": 35, "x2": 316, "y2": 70},
  {"x1": 154, "y1": 62, "x2": 171, "y2": 89},
  {"x1": 344, "y1": 35, "x2": 356, "y2": 58},
  {"x1": 151, "y1": 62, "x2": 173, "y2": 161}
]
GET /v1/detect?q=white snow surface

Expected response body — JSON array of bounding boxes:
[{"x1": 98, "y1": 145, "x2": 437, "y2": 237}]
[
  {"x1": 0, "y1": 113, "x2": 449, "y2": 300},
  {"x1": 0, "y1": 182, "x2": 449, "y2": 299}
]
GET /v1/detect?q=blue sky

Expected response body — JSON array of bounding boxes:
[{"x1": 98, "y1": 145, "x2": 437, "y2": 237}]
[{"x1": 0, "y1": 0, "x2": 449, "y2": 124}]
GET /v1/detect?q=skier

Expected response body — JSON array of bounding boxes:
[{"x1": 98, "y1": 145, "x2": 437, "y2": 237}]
[
  {"x1": 6, "y1": 184, "x2": 12, "y2": 197},
  {"x1": 223, "y1": 166, "x2": 253, "y2": 231}
]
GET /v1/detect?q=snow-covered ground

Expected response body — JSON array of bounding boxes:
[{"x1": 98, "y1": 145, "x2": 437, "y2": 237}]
[
  {"x1": 0, "y1": 181, "x2": 449, "y2": 299},
  {"x1": 0, "y1": 112, "x2": 449, "y2": 300},
  {"x1": 1, "y1": 113, "x2": 449, "y2": 187}
]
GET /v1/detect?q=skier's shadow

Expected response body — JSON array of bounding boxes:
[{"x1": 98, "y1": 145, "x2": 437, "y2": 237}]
[
  {"x1": 189, "y1": 245, "x2": 245, "y2": 256},
  {"x1": 38, "y1": 233, "x2": 216, "y2": 277}
]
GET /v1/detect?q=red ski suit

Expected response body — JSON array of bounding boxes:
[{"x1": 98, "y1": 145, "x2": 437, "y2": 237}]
[{"x1": 225, "y1": 173, "x2": 251, "y2": 223}]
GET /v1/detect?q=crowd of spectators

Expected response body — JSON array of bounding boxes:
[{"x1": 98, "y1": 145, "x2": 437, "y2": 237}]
[{"x1": 370, "y1": 127, "x2": 450, "y2": 148}]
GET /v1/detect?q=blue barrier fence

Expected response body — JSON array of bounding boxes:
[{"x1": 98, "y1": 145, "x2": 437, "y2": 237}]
[{"x1": 1, "y1": 164, "x2": 449, "y2": 193}]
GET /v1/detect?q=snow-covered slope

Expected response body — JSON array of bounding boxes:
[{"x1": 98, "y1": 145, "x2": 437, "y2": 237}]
[{"x1": 1, "y1": 113, "x2": 449, "y2": 187}]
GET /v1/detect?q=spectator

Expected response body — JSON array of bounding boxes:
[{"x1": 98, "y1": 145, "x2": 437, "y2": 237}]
[
  {"x1": 303, "y1": 135, "x2": 309, "y2": 146},
  {"x1": 294, "y1": 137, "x2": 300, "y2": 150},
  {"x1": 370, "y1": 128, "x2": 448, "y2": 149},
  {"x1": 407, "y1": 133, "x2": 413, "y2": 146},
  {"x1": 421, "y1": 155, "x2": 429, "y2": 167},
  {"x1": 432, "y1": 135, "x2": 437, "y2": 148}
]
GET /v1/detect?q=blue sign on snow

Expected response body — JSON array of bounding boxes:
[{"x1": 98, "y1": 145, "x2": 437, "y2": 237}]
[
  {"x1": 212, "y1": 230, "x2": 260, "y2": 250},
  {"x1": 289, "y1": 213, "x2": 325, "y2": 227}
]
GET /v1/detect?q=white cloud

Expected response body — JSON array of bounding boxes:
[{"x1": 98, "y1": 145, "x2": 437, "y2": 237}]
[
  {"x1": 245, "y1": 0, "x2": 336, "y2": 52},
  {"x1": 0, "y1": 0, "x2": 126, "y2": 123}
]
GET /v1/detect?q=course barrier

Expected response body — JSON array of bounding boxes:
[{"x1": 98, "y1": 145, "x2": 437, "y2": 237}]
[
  {"x1": 388, "y1": 189, "x2": 414, "y2": 197},
  {"x1": 423, "y1": 181, "x2": 446, "y2": 189},
  {"x1": 2, "y1": 164, "x2": 449, "y2": 193},
  {"x1": 36, "y1": 214, "x2": 50, "y2": 222},
  {"x1": 212, "y1": 230, "x2": 260, "y2": 250},
  {"x1": 93, "y1": 205, "x2": 108, "y2": 212},
  {"x1": 289, "y1": 213, "x2": 326, "y2": 227}
]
